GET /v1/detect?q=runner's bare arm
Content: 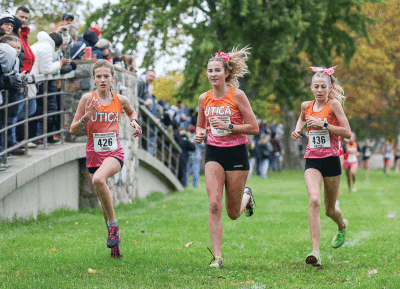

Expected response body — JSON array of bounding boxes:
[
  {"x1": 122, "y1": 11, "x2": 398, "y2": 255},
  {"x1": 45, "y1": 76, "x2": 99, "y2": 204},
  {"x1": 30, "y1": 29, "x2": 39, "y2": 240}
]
[
  {"x1": 291, "y1": 101, "x2": 310, "y2": 140},
  {"x1": 70, "y1": 93, "x2": 98, "y2": 135},
  {"x1": 328, "y1": 99, "x2": 351, "y2": 139},
  {"x1": 118, "y1": 94, "x2": 142, "y2": 137},
  {"x1": 195, "y1": 93, "x2": 207, "y2": 144},
  {"x1": 230, "y1": 89, "x2": 259, "y2": 135}
]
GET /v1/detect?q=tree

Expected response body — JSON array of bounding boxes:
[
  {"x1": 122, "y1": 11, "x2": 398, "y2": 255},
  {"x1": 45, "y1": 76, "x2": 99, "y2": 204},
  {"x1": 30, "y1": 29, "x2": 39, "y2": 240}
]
[
  {"x1": 87, "y1": 0, "x2": 380, "y2": 168},
  {"x1": 332, "y1": 1, "x2": 400, "y2": 143}
]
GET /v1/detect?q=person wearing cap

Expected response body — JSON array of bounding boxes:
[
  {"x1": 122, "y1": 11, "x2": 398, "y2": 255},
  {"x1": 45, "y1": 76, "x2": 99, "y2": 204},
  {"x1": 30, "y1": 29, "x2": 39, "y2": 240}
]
[
  {"x1": 0, "y1": 12, "x2": 15, "y2": 35},
  {"x1": 93, "y1": 38, "x2": 112, "y2": 60},
  {"x1": 61, "y1": 12, "x2": 74, "y2": 26},
  {"x1": 88, "y1": 27, "x2": 101, "y2": 38}
]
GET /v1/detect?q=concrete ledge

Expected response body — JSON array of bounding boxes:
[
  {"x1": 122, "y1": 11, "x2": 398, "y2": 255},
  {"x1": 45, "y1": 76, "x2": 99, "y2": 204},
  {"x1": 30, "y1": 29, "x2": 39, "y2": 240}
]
[
  {"x1": 136, "y1": 148, "x2": 183, "y2": 193},
  {"x1": 0, "y1": 143, "x2": 86, "y2": 200}
]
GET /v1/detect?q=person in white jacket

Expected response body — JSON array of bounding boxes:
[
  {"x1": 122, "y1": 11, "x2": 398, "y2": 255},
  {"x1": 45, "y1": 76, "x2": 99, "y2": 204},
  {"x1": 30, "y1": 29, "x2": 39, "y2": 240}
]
[{"x1": 29, "y1": 31, "x2": 70, "y2": 145}]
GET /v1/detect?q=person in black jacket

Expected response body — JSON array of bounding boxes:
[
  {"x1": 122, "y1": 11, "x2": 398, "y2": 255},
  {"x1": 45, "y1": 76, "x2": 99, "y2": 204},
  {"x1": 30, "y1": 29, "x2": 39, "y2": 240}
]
[{"x1": 175, "y1": 126, "x2": 196, "y2": 186}]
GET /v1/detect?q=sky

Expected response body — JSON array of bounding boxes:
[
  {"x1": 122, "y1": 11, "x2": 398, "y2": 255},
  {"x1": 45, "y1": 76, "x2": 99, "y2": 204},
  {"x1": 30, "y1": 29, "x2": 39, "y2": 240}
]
[{"x1": 87, "y1": 0, "x2": 187, "y2": 77}]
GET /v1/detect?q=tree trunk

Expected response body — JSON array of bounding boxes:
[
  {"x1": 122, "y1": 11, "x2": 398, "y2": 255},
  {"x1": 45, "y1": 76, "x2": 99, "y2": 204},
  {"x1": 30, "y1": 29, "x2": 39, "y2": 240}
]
[{"x1": 281, "y1": 102, "x2": 302, "y2": 170}]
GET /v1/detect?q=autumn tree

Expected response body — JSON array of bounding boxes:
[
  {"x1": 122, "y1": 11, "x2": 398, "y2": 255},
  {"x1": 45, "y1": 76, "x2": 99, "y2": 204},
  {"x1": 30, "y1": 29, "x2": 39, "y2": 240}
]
[
  {"x1": 87, "y1": 0, "x2": 380, "y2": 168},
  {"x1": 333, "y1": 1, "x2": 400, "y2": 143}
]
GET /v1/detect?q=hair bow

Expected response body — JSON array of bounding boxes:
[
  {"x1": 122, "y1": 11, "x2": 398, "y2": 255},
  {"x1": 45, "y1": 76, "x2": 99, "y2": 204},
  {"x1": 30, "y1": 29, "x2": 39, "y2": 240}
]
[
  {"x1": 310, "y1": 65, "x2": 337, "y2": 76},
  {"x1": 215, "y1": 52, "x2": 230, "y2": 63}
]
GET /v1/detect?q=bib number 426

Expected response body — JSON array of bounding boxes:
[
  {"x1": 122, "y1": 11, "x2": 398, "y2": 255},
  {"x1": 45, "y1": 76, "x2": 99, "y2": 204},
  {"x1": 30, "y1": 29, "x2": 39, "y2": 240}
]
[{"x1": 98, "y1": 138, "x2": 113, "y2": 148}]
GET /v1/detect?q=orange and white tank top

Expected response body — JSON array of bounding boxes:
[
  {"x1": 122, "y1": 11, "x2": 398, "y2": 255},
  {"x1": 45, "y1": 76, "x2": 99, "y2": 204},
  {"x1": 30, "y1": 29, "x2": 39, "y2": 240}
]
[
  {"x1": 304, "y1": 99, "x2": 341, "y2": 159},
  {"x1": 346, "y1": 142, "x2": 358, "y2": 163},
  {"x1": 203, "y1": 87, "x2": 247, "y2": 147},
  {"x1": 85, "y1": 91, "x2": 123, "y2": 153}
]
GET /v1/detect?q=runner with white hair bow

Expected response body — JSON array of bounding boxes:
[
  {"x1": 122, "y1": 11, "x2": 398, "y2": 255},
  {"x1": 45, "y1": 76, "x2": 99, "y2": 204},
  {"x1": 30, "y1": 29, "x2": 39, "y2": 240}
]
[{"x1": 310, "y1": 65, "x2": 338, "y2": 76}]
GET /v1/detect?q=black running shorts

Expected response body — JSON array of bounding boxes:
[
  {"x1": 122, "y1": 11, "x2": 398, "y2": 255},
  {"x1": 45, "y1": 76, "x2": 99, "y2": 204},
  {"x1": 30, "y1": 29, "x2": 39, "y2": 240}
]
[
  {"x1": 88, "y1": 156, "x2": 124, "y2": 174},
  {"x1": 205, "y1": 144, "x2": 250, "y2": 171},
  {"x1": 305, "y1": 156, "x2": 341, "y2": 177}
]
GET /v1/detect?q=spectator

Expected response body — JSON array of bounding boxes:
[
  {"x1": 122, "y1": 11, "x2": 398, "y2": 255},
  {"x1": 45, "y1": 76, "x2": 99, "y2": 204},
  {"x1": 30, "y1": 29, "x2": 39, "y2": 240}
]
[
  {"x1": 246, "y1": 137, "x2": 257, "y2": 180},
  {"x1": 0, "y1": 39, "x2": 24, "y2": 159},
  {"x1": 255, "y1": 133, "x2": 273, "y2": 179},
  {"x1": 88, "y1": 26, "x2": 101, "y2": 38},
  {"x1": 56, "y1": 26, "x2": 72, "y2": 57},
  {"x1": 144, "y1": 93, "x2": 159, "y2": 156},
  {"x1": 0, "y1": 35, "x2": 30, "y2": 154},
  {"x1": 270, "y1": 119, "x2": 277, "y2": 134},
  {"x1": 14, "y1": 7, "x2": 35, "y2": 72},
  {"x1": 93, "y1": 38, "x2": 112, "y2": 59},
  {"x1": 270, "y1": 132, "x2": 282, "y2": 172},
  {"x1": 82, "y1": 29, "x2": 99, "y2": 49},
  {"x1": 175, "y1": 126, "x2": 196, "y2": 186},
  {"x1": 30, "y1": 31, "x2": 71, "y2": 144},
  {"x1": 137, "y1": 70, "x2": 155, "y2": 104},
  {"x1": 0, "y1": 12, "x2": 15, "y2": 36},
  {"x1": 174, "y1": 100, "x2": 191, "y2": 127},
  {"x1": 15, "y1": 6, "x2": 37, "y2": 136},
  {"x1": 186, "y1": 125, "x2": 203, "y2": 188},
  {"x1": 69, "y1": 40, "x2": 86, "y2": 60},
  {"x1": 121, "y1": 55, "x2": 135, "y2": 72},
  {"x1": 61, "y1": 12, "x2": 75, "y2": 26},
  {"x1": 66, "y1": 24, "x2": 79, "y2": 43}
]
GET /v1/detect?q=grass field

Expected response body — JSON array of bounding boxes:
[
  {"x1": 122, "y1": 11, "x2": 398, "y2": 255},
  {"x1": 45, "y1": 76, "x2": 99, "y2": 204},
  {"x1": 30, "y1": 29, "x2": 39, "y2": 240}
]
[{"x1": 0, "y1": 169, "x2": 399, "y2": 288}]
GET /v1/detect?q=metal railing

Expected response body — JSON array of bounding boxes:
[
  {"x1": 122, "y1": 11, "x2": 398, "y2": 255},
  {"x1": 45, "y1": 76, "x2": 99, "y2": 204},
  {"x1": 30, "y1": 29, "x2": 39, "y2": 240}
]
[
  {"x1": 0, "y1": 72, "x2": 75, "y2": 164},
  {"x1": 138, "y1": 105, "x2": 182, "y2": 176}
]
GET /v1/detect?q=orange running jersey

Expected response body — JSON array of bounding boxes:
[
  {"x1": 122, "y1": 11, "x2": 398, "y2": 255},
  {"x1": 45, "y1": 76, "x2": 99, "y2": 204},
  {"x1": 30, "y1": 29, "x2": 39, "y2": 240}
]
[
  {"x1": 203, "y1": 87, "x2": 247, "y2": 147},
  {"x1": 85, "y1": 91, "x2": 124, "y2": 168},
  {"x1": 345, "y1": 142, "x2": 358, "y2": 163},
  {"x1": 304, "y1": 99, "x2": 341, "y2": 159}
]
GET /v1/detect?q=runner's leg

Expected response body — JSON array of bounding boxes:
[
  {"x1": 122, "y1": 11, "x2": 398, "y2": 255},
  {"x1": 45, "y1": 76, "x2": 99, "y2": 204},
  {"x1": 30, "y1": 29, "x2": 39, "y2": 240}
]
[
  {"x1": 91, "y1": 157, "x2": 122, "y2": 223},
  {"x1": 224, "y1": 170, "x2": 250, "y2": 220},
  {"x1": 323, "y1": 175, "x2": 346, "y2": 230},
  {"x1": 304, "y1": 169, "x2": 323, "y2": 252},
  {"x1": 205, "y1": 161, "x2": 225, "y2": 258}
]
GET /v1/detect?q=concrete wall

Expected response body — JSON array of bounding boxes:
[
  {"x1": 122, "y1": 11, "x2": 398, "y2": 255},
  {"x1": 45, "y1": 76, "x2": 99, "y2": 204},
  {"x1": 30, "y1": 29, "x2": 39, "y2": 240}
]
[{"x1": 0, "y1": 143, "x2": 85, "y2": 221}]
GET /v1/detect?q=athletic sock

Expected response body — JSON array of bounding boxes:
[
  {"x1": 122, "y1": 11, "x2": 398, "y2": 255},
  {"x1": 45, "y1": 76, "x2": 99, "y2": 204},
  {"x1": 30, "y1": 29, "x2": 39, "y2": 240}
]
[{"x1": 107, "y1": 220, "x2": 117, "y2": 227}]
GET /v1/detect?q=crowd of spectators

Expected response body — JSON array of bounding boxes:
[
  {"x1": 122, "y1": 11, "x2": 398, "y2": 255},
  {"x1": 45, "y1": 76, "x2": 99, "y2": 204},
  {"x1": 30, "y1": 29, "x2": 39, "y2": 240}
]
[
  {"x1": 0, "y1": 7, "x2": 135, "y2": 171},
  {"x1": 246, "y1": 119, "x2": 284, "y2": 180}
]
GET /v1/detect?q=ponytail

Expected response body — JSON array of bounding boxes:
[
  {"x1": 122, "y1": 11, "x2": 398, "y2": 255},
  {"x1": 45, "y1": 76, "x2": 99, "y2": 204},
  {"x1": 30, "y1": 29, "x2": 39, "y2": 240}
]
[{"x1": 208, "y1": 45, "x2": 251, "y2": 88}]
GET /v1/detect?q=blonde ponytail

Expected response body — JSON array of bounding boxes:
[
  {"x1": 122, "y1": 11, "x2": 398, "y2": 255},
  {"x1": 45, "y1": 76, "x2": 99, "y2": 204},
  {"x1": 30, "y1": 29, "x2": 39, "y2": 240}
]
[{"x1": 209, "y1": 45, "x2": 251, "y2": 88}]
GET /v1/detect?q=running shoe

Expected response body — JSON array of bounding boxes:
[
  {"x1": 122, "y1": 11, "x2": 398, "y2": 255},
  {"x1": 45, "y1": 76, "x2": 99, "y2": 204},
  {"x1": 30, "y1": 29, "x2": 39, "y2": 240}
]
[
  {"x1": 305, "y1": 250, "x2": 321, "y2": 266},
  {"x1": 244, "y1": 186, "x2": 255, "y2": 217},
  {"x1": 332, "y1": 219, "x2": 349, "y2": 248},
  {"x1": 107, "y1": 225, "x2": 121, "y2": 248},
  {"x1": 111, "y1": 244, "x2": 122, "y2": 258},
  {"x1": 209, "y1": 258, "x2": 223, "y2": 268}
]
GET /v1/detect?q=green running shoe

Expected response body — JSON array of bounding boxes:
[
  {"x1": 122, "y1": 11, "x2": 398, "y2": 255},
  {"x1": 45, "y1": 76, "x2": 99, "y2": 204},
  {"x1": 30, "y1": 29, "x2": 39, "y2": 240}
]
[
  {"x1": 305, "y1": 250, "x2": 321, "y2": 266},
  {"x1": 244, "y1": 186, "x2": 255, "y2": 217},
  {"x1": 332, "y1": 219, "x2": 349, "y2": 248},
  {"x1": 209, "y1": 257, "x2": 223, "y2": 268}
]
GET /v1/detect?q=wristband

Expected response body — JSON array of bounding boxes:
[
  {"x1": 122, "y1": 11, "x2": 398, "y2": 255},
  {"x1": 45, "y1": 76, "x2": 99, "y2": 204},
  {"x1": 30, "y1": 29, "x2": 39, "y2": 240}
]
[
  {"x1": 79, "y1": 117, "x2": 88, "y2": 126},
  {"x1": 131, "y1": 119, "x2": 139, "y2": 124}
]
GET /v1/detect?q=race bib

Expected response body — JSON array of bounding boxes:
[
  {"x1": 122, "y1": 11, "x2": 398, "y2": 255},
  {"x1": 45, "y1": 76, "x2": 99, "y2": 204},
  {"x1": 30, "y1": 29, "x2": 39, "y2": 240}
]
[
  {"x1": 364, "y1": 148, "x2": 371, "y2": 157},
  {"x1": 93, "y1": 132, "x2": 118, "y2": 152},
  {"x1": 209, "y1": 116, "x2": 231, "y2": 136},
  {"x1": 309, "y1": 130, "x2": 330, "y2": 149},
  {"x1": 348, "y1": 154, "x2": 357, "y2": 163}
]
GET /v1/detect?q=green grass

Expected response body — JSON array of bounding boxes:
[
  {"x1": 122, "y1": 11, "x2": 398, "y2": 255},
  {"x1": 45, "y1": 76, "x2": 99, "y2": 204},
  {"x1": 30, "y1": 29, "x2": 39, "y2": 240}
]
[{"x1": 1, "y1": 169, "x2": 399, "y2": 288}]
